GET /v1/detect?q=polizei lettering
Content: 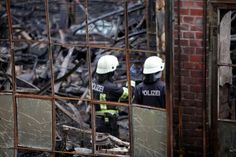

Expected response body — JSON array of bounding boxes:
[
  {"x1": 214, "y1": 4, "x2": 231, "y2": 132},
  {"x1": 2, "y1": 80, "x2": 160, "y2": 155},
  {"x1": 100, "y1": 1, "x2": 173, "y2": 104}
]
[
  {"x1": 142, "y1": 90, "x2": 160, "y2": 96},
  {"x1": 92, "y1": 83, "x2": 104, "y2": 92}
]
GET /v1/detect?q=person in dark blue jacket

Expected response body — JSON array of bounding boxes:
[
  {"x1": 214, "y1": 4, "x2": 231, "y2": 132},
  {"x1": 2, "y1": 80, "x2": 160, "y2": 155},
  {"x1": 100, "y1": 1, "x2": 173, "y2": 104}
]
[{"x1": 133, "y1": 56, "x2": 165, "y2": 108}]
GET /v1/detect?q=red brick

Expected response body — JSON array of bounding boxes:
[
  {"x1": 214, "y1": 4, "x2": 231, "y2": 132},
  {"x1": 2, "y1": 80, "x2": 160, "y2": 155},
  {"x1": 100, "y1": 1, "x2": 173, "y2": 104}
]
[
  {"x1": 180, "y1": 1, "x2": 193, "y2": 8},
  {"x1": 190, "y1": 55, "x2": 202, "y2": 62},
  {"x1": 182, "y1": 77, "x2": 199, "y2": 85},
  {"x1": 180, "y1": 24, "x2": 190, "y2": 31},
  {"x1": 181, "y1": 84, "x2": 190, "y2": 92},
  {"x1": 183, "y1": 62, "x2": 194, "y2": 69},
  {"x1": 182, "y1": 16, "x2": 194, "y2": 24},
  {"x1": 182, "y1": 100, "x2": 198, "y2": 107},
  {"x1": 173, "y1": 1, "x2": 205, "y2": 156},
  {"x1": 190, "y1": 39, "x2": 203, "y2": 47},
  {"x1": 181, "y1": 54, "x2": 189, "y2": 62},
  {"x1": 174, "y1": 8, "x2": 178, "y2": 14},
  {"x1": 190, "y1": 85, "x2": 202, "y2": 93},
  {"x1": 175, "y1": 39, "x2": 189, "y2": 46},
  {"x1": 181, "y1": 69, "x2": 190, "y2": 77},
  {"x1": 180, "y1": 8, "x2": 189, "y2": 15},
  {"x1": 191, "y1": 25, "x2": 203, "y2": 31},
  {"x1": 183, "y1": 92, "x2": 195, "y2": 99},
  {"x1": 194, "y1": 2, "x2": 204, "y2": 8},
  {"x1": 191, "y1": 70, "x2": 202, "y2": 77},
  {"x1": 195, "y1": 93, "x2": 203, "y2": 100},
  {"x1": 184, "y1": 106, "x2": 196, "y2": 114},
  {"x1": 194, "y1": 63, "x2": 203, "y2": 69},
  {"x1": 183, "y1": 62, "x2": 203, "y2": 70},
  {"x1": 175, "y1": 84, "x2": 190, "y2": 92},
  {"x1": 182, "y1": 47, "x2": 195, "y2": 54},
  {"x1": 195, "y1": 78, "x2": 204, "y2": 85},
  {"x1": 196, "y1": 47, "x2": 204, "y2": 54},
  {"x1": 190, "y1": 9, "x2": 203, "y2": 16},
  {"x1": 183, "y1": 32, "x2": 195, "y2": 39},
  {"x1": 196, "y1": 32, "x2": 203, "y2": 39}
]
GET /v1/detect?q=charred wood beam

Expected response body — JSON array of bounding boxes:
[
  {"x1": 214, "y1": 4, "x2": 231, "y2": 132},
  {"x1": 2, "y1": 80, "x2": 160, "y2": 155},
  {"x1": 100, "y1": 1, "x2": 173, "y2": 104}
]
[
  {"x1": 37, "y1": 58, "x2": 85, "y2": 95},
  {"x1": 62, "y1": 125, "x2": 129, "y2": 147},
  {"x1": 55, "y1": 101, "x2": 89, "y2": 129},
  {"x1": 54, "y1": 47, "x2": 74, "y2": 92}
]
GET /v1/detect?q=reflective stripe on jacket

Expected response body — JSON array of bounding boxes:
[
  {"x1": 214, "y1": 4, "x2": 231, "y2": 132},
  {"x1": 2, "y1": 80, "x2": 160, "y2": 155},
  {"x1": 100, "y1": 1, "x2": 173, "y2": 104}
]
[{"x1": 92, "y1": 80, "x2": 129, "y2": 114}]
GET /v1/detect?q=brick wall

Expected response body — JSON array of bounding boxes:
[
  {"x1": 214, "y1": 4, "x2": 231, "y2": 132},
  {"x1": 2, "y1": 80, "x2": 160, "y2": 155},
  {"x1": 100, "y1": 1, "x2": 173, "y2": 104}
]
[{"x1": 173, "y1": 0, "x2": 205, "y2": 156}]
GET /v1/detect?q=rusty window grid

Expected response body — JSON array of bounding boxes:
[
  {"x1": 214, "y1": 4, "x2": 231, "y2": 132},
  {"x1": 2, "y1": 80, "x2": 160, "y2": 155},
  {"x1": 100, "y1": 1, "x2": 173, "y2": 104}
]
[{"x1": 0, "y1": 0, "x2": 171, "y2": 156}]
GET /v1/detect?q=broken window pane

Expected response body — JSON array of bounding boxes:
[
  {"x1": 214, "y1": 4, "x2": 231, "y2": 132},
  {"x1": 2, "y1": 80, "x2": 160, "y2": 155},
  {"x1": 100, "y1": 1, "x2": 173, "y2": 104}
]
[
  {"x1": 132, "y1": 105, "x2": 167, "y2": 157},
  {"x1": 0, "y1": 148, "x2": 14, "y2": 157},
  {"x1": 218, "y1": 11, "x2": 232, "y2": 86},
  {"x1": 218, "y1": 121, "x2": 236, "y2": 157},
  {"x1": 218, "y1": 66, "x2": 236, "y2": 120},
  {"x1": 218, "y1": 10, "x2": 236, "y2": 120},
  {"x1": 55, "y1": 99, "x2": 92, "y2": 156},
  {"x1": 17, "y1": 98, "x2": 52, "y2": 150},
  {"x1": 0, "y1": 95, "x2": 14, "y2": 154}
]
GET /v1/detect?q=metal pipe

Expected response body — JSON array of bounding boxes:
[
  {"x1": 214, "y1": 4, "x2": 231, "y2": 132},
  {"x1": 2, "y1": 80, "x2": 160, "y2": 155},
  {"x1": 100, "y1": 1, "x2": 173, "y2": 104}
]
[
  {"x1": 202, "y1": 0, "x2": 208, "y2": 156},
  {"x1": 5, "y1": 0, "x2": 18, "y2": 156},
  {"x1": 44, "y1": 0, "x2": 56, "y2": 156},
  {"x1": 145, "y1": 0, "x2": 150, "y2": 50},
  {"x1": 177, "y1": 0, "x2": 184, "y2": 155},
  {"x1": 123, "y1": 1, "x2": 133, "y2": 156},
  {"x1": 165, "y1": 0, "x2": 174, "y2": 156},
  {"x1": 84, "y1": 0, "x2": 96, "y2": 155}
]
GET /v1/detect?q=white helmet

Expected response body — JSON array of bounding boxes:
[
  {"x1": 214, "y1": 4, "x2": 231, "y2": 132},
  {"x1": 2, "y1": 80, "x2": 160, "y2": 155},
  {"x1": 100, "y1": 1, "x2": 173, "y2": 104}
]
[
  {"x1": 143, "y1": 56, "x2": 165, "y2": 74},
  {"x1": 96, "y1": 55, "x2": 119, "y2": 74}
]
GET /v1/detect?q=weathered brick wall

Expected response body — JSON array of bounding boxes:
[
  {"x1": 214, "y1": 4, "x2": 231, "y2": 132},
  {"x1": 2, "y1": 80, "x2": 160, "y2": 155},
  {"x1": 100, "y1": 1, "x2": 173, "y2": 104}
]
[{"x1": 173, "y1": 0, "x2": 204, "y2": 156}]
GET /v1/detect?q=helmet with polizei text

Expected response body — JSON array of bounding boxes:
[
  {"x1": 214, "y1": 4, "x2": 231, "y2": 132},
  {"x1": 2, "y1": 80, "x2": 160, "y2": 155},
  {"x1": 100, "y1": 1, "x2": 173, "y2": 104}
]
[
  {"x1": 96, "y1": 55, "x2": 119, "y2": 74},
  {"x1": 143, "y1": 56, "x2": 165, "y2": 74}
]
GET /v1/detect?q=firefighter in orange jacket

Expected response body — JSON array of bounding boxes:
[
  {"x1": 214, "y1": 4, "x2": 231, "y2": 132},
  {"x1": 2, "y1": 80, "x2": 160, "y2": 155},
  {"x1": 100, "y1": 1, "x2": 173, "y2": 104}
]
[{"x1": 92, "y1": 55, "x2": 129, "y2": 136}]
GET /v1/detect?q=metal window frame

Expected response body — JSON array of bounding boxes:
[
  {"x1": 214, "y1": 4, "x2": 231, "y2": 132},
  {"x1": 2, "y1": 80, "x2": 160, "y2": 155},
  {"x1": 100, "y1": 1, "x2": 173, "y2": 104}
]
[{"x1": 0, "y1": 0, "x2": 174, "y2": 156}]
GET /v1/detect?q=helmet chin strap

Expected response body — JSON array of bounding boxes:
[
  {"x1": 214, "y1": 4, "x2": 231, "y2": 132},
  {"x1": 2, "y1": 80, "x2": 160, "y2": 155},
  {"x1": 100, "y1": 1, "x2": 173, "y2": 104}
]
[
  {"x1": 97, "y1": 71, "x2": 115, "y2": 83},
  {"x1": 143, "y1": 72, "x2": 162, "y2": 83}
]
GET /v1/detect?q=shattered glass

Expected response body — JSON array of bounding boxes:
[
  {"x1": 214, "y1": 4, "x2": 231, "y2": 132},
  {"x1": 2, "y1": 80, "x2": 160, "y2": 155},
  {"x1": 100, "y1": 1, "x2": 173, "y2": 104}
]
[
  {"x1": 132, "y1": 106, "x2": 167, "y2": 157},
  {"x1": 0, "y1": 148, "x2": 14, "y2": 157},
  {"x1": 0, "y1": 95, "x2": 14, "y2": 157},
  {"x1": 218, "y1": 121, "x2": 236, "y2": 157},
  {"x1": 17, "y1": 98, "x2": 52, "y2": 150}
]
